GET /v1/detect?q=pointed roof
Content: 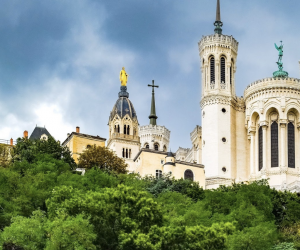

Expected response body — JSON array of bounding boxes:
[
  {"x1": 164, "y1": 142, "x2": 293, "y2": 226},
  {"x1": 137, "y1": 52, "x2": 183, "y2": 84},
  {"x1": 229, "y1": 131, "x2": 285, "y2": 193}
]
[
  {"x1": 29, "y1": 126, "x2": 52, "y2": 140},
  {"x1": 148, "y1": 80, "x2": 159, "y2": 126},
  {"x1": 214, "y1": 0, "x2": 223, "y2": 34},
  {"x1": 216, "y1": 0, "x2": 221, "y2": 21}
]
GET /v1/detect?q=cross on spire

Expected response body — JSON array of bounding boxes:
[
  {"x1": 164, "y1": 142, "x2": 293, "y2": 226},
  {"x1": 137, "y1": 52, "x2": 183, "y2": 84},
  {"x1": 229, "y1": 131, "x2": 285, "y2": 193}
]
[{"x1": 148, "y1": 80, "x2": 159, "y2": 126}]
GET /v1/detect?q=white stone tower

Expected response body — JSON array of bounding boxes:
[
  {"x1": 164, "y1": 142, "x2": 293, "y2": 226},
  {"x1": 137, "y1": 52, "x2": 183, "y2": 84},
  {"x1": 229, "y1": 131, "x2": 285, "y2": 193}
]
[
  {"x1": 199, "y1": 0, "x2": 246, "y2": 188},
  {"x1": 139, "y1": 80, "x2": 170, "y2": 152}
]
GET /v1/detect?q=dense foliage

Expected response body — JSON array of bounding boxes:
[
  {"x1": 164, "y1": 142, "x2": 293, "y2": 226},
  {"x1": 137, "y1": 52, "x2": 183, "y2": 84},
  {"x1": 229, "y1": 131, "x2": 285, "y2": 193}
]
[{"x1": 0, "y1": 138, "x2": 300, "y2": 249}]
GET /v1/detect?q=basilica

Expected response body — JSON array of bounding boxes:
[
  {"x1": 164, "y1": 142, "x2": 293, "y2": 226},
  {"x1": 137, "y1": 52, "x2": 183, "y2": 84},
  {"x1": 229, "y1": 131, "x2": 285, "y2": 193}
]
[{"x1": 17, "y1": 0, "x2": 300, "y2": 192}]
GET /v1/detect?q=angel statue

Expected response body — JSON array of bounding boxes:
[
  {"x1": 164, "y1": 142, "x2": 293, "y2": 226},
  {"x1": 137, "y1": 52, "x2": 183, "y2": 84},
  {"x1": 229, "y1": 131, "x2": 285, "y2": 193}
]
[
  {"x1": 275, "y1": 41, "x2": 283, "y2": 63},
  {"x1": 120, "y1": 67, "x2": 128, "y2": 86}
]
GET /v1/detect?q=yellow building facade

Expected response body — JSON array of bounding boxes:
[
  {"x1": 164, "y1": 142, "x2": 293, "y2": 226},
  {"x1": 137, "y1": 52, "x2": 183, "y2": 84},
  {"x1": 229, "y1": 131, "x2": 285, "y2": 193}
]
[
  {"x1": 62, "y1": 126, "x2": 106, "y2": 163},
  {"x1": 134, "y1": 149, "x2": 205, "y2": 188}
]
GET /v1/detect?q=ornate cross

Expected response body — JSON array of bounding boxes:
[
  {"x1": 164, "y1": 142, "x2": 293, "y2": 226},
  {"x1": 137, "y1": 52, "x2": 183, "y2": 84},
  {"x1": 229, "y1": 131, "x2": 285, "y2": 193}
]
[{"x1": 148, "y1": 80, "x2": 159, "y2": 92}]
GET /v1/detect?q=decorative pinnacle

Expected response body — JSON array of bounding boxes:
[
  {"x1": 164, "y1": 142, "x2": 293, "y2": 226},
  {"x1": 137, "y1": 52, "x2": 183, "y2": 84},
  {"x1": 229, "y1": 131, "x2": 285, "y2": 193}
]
[
  {"x1": 214, "y1": 0, "x2": 223, "y2": 34},
  {"x1": 148, "y1": 80, "x2": 159, "y2": 126}
]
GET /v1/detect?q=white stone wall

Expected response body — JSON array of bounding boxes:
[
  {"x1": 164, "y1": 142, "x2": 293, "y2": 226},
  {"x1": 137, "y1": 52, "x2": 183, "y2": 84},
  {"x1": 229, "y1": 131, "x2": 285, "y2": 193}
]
[
  {"x1": 245, "y1": 77, "x2": 300, "y2": 191},
  {"x1": 139, "y1": 124, "x2": 170, "y2": 151}
]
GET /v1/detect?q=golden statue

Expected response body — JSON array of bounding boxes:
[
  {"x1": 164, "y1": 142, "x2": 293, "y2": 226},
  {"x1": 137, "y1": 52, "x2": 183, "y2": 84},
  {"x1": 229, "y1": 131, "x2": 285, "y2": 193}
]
[{"x1": 120, "y1": 67, "x2": 128, "y2": 86}]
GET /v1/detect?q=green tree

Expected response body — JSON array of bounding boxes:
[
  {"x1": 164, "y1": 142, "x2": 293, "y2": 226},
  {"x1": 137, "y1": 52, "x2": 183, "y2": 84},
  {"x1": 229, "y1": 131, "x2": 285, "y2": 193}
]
[
  {"x1": 0, "y1": 210, "x2": 46, "y2": 250},
  {"x1": 0, "y1": 144, "x2": 11, "y2": 168},
  {"x1": 12, "y1": 137, "x2": 75, "y2": 168},
  {"x1": 78, "y1": 145, "x2": 127, "y2": 174},
  {"x1": 46, "y1": 185, "x2": 162, "y2": 249}
]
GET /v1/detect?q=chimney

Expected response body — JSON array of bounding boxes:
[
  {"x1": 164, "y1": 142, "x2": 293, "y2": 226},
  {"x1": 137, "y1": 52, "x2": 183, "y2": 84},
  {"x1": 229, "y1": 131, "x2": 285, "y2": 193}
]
[
  {"x1": 23, "y1": 130, "x2": 28, "y2": 138},
  {"x1": 10, "y1": 138, "x2": 13, "y2": 146},
  {"x1": 76, "y1": 126, "x2": 80, "y2": 133}
]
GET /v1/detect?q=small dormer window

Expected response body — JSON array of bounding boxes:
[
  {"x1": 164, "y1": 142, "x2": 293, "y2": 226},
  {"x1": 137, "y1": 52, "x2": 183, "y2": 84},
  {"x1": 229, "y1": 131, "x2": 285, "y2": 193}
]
[{"x1": 40, "y1": 134, "x2": 48, "y2": 140}]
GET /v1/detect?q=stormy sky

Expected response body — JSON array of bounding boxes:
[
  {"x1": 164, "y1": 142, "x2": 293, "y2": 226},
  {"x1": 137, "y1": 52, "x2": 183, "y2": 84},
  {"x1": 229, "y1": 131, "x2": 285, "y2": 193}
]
[{"x1": 0, "y1": 0, "x2": 299, "y2": 150}]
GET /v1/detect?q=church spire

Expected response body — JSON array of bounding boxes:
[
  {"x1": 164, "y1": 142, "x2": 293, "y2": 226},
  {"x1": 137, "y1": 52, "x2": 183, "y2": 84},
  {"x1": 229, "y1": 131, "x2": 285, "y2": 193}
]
[
  {"x1": 148, "y1": 80, "x2": 159, "y2": 126},
  {"x1": 214, "y1": 0, "x2": 223, "y2": 34}
]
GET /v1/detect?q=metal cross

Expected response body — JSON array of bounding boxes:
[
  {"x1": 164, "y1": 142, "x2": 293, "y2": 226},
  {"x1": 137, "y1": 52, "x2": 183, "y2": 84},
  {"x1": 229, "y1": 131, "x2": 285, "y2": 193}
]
[{"x1": 148, "y1": 80, "x2": 159, "y2": 92}]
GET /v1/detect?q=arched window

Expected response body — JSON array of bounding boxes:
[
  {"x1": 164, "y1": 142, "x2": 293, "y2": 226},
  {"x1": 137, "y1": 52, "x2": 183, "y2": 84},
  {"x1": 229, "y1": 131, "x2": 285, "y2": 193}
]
[
  {"x1": 123, "y1": 125, "x2": 126, "y2": 134},
  {"x1": 288, "y1": 122, "x2": 295, "y2": 168},
  {"x1": 258, "y1": 126, "x2": 263, "y2": 171},
  {"x1": 271, "y1": 122, "x2": 279, "y2": 167},
  {"x1": 210, "y1": 56, "x2": 215, "y2": 84},
  {"x1": 163, "y1": 145, "x2": 167, "y2": 152},
  {"x1": 127, "y1": 125, "x2": 130, "y2": 135},
  {"x1": 145, "y1": 143, "x2": 149, "y2": 149},
  {"x1": 184, "y1": 169, "x2": 194, "y2": 181},
  {"x1": 122, "y1": 148, "x2": 125, "y2": 158},
  {"x1": 220, "y1": 57, "x2": 226, "y2": 83},
  {"x1": 156, "y1": 170, "x2": 162, "y2": 179},
  {"x1": 125, "y1": 148, "x2": 128, "y2": 159},
  {"x1": 114, "y1": 125, "x2": 116, "y2": 132},
  {"x1": 230, "y1": 59, "x2": 234, "y2": 85},
  {"x1": 154, "y1": 143, "x2": 159, "y2": 151},
  {"x1": 129, "y1": 149, "x2": 131, "y2": 159},
  {"x1": 117, "y1": 125, "x2": 120, "y2": 133}
]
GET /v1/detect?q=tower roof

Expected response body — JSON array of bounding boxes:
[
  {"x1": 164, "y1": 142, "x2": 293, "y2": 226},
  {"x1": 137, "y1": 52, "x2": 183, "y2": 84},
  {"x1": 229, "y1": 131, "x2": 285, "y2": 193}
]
[
  {"x1": 214, "y1": 0, "x2": 223, "y2": 34},
  {"x1": 109, "y1": 86, "x2": 137, "y2": 122},
  {"x1": 29, "y1": 126, "x2": 52, "y2": 140},
  {"x1": 148, "y1": 80, "x2": 159, "y2": 126},
  {"x1": 216, "y1": 0, "x2": 221, "y2": 21}
]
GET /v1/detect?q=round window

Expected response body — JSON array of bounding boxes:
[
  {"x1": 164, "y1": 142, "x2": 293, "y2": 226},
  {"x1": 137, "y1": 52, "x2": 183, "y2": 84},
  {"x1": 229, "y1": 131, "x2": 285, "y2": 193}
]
[
  {"x1": 222, "y1": 137, "x2": 226, "y2": 143},
  {"x1": 222, "y1": 108, "x2": 226, "y2": 113},
  {"x1": 222, "y1": 167, "x2": 227, "y2": 172}
]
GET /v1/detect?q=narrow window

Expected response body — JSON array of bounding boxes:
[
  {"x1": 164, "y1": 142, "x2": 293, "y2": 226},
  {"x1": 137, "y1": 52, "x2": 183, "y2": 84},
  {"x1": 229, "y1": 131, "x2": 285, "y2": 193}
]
[
  {"x1": 127, "y1": 125, "x2": 130, "y2": 135},
  {"x1": 258, "y1": 126, "x2": 263, "y2": 171},
  {"x1": 154, "y1": 144, "x2": 159, "y2": 151},
  {"x1": 230, "y1": 66, "x2": 232, "y2": 85},
  {"x1": 220, "y1": 57, "x2": 226, "y2": 83},
  {"x1": 117, "y1": 125, "x2": 120, "y2": 133},
  {"x1": 210, "y1": 56, "x2": 215, "y2": 83},
  {"x1": 184, "y1": 170, "x2": 194, "y2": 181},
  {"x1": 129, "y1": 149, "x2": 131, "y2": 159},
  {"x1": 271, "y1": 122, "x2": 279, "y2": 167},
  {"x1": 126, "y1": 148, "x2": 128, "y2": 159},
  {"x1": 163, "y1": 145, "x2": 167, "y2": 152},
  {"x1": 114, "y1": 125, "x2": 116, "y2": 132},
  {"x1": 122, "y1": 148, "x2": 125, "y2": 158},
  {"x1": 123, "y1": 125, "x2": 126, "y2": 134},
  {"x1": 288, "y1": 122, "x2": 295, "y2": 168},
  {"x1": 156, "y1": 170, "x2": 162, "y2": 178}
]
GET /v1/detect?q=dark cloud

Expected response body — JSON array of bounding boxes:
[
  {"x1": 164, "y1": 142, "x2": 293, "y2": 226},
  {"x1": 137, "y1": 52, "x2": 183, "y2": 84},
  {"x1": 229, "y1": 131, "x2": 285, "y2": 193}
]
[{"x1": 0, "y1": 0, "x2": 299, "y2": 150}]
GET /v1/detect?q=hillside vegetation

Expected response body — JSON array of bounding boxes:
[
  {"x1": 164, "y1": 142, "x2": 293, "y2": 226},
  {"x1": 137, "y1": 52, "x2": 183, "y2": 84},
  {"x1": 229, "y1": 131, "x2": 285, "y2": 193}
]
[{"x1": 0, "y1": 138, "x2": 299, "y2": 250}]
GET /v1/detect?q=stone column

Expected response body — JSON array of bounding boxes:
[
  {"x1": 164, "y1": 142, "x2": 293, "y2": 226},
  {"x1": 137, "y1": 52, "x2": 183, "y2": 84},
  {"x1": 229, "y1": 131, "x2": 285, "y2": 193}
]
[
  {"x1": 297, "y1": 123, "x2": 300, "y2": 169},
  {"x1": 249, "y1": 130, "x2": 256, "y2": 175},
  {"x1": 205, "y1": 65, "x2": 209, "y2": 90},
  {"x1": 280, "y1": 120, "x2": 287, "y2": 167}
]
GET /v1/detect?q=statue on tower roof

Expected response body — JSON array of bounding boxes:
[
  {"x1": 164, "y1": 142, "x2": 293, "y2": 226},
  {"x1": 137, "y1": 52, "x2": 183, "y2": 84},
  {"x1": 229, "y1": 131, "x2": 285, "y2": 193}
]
[
  {"x1": 120, "y1": 67, "x2": 128, "y2": 86},
  {"x1": 273, "y1": 41, "x2": 288, "y2": 78}
]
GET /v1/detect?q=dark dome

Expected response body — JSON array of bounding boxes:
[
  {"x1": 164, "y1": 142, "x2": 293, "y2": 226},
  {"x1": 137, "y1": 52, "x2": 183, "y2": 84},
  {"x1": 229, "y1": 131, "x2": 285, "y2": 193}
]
[{"x1": 109, "y1": 96, "x2": 137, "y2": 122}]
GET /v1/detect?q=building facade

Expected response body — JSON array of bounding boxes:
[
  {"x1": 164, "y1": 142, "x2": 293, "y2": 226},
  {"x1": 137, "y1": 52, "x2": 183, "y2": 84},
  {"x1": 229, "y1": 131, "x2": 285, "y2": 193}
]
[{"x1": 197, "y1": 0, "x2": 300, "y2": 191}]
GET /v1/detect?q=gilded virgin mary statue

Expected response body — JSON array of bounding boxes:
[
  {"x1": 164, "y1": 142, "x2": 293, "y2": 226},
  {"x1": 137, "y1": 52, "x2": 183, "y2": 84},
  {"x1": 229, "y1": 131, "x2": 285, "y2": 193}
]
[{"x1": 120, "y1": 67, "x2": 128, "y2": 86}]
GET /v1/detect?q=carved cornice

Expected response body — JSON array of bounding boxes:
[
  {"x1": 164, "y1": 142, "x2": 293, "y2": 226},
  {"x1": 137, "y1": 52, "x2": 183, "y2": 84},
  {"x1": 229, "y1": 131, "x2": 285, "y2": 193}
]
[
  {"x1": 201, "y1": 95, "x2": 245, "y2": 112},
  {"x1": 244, "y1": 78, "x2": 300, "y2": 102},
  {"x1": 198, "y1": 34, "x2": 239, "y2": 54}
]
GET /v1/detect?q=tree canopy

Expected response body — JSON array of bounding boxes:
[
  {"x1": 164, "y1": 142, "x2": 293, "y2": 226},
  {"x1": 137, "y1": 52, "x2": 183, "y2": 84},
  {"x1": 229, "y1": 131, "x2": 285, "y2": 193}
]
[{"x1": 0, "y1": 138, "x2": 299, "y2": 249}]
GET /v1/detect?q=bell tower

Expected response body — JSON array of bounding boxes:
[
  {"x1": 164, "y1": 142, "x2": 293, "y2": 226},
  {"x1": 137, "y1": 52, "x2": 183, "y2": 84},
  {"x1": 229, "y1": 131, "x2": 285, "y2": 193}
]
[{"x1": 199, "y1": 0, "x2": 240, "y2": 188}]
